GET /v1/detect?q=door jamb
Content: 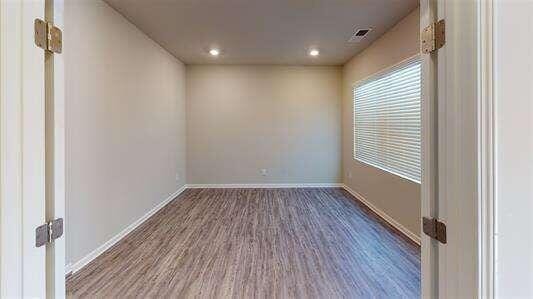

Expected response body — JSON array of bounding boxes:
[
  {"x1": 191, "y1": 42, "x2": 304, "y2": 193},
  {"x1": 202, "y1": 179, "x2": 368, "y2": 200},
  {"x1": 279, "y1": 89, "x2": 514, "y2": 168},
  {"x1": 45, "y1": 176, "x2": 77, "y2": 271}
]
[
  {"x1": 479, "y1": 1, "x2": 495, "y2": 297},
  {"x1": 45, "y1": 0, "x2": 66, "y2": 297},
  {"x1": 420, "y1": 0, "x2": 439, "y2": 297},
  {"x1": 421, "y1": 0, "x2": 496, "y2": 297}
]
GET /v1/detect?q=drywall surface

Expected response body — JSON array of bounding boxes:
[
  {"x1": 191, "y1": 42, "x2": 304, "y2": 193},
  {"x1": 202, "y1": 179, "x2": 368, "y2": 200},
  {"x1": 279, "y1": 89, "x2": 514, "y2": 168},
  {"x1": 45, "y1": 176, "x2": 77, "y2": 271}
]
[
  {"x1": 342, "y1": 8, "x2": 421, "y2": 237},
  {"x1": 494, "y1": 2, "x2": 533, "y2": 297},
  {"x1": 64, "y1": 0, "x2": 186, "y2": 265},
  {"x1": 186, "y1": 65, "x2": 342, "y2": 184}
]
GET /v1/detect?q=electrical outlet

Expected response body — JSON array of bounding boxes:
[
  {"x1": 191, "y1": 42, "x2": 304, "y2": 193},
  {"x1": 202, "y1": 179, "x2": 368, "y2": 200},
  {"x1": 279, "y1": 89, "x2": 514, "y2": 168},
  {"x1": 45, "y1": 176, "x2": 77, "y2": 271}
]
[
  {"x1": 347, "y1": 171, "x2": 352, "y2": 179},
  {"x1": 260, "y1": 169, "x2": 268, "y2": 176},
  {"x1": 175, "y1": 174, "x2": 180, "y2": 182}
]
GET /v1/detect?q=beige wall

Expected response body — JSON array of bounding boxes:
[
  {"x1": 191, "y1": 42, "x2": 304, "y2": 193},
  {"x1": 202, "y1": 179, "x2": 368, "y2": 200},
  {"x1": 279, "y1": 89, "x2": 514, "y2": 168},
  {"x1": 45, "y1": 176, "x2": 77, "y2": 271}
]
[
  {"x1": 342, "y1": 8, "x2": 421, "y2": 237},
  {"x1": 65, "y1": 0, "x2": 186, "y2": 265},
  {"x1": 186, "y1": 65, "x2": 342, "y2": 184},
  {"x1": 64, "y1": 1, "x2": 417, "y2": 266}
]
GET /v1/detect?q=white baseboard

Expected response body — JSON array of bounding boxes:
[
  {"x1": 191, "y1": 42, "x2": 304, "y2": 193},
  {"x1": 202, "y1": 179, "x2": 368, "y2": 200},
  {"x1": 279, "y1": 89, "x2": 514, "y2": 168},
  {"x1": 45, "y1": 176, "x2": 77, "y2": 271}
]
[
  {"x1": 342, "y1": 185, "x2": 421, "y2": 245},
  {"x1": 186, "y1": 183, "x2": 343, "y2": 189},
  {"x1": 65, "y1": 185, "x2": 187, "y2": 275}
]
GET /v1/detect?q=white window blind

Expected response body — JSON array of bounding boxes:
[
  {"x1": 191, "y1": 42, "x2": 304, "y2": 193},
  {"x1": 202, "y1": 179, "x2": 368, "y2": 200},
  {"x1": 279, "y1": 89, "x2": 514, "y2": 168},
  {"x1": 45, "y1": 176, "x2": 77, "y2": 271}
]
[{"x1": 353, "y1": 58, "x2": 421, "y2": 183}]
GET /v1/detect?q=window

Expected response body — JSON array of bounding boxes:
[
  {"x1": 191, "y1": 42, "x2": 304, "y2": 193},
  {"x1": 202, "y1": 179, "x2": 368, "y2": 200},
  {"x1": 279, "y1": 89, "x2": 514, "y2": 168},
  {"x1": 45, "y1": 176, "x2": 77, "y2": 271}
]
[{"x1": 353, "y1": 57, "x2": 421, "y2": 183}]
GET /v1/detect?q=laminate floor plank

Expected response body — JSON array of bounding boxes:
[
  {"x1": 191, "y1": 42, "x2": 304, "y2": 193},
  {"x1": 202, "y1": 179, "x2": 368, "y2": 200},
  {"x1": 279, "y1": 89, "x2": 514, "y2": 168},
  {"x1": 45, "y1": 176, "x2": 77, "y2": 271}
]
[{"x1": 66, "y1": 188, "x2": 420, "y2": 298}]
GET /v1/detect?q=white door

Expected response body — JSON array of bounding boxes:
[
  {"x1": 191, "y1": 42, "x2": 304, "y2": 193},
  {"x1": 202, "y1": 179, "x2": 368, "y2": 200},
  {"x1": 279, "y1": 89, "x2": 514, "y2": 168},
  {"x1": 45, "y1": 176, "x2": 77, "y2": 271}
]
[
  {"x1": 0, "y1": 0, "x2": 47, "y2": 297},
  {"x1": 0, "y1": 0, "x2": 65, "y2": 297},
  {"x1": 421, "y1": 0, "x2": 482, "y2": 298}
]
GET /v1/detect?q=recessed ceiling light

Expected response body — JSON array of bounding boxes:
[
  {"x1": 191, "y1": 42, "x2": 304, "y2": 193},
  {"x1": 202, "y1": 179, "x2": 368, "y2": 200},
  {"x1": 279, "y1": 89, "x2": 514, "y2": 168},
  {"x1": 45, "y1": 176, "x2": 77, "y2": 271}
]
[
  {"x1": 209, "y1": 48, "x2": 220, "y2": 56},
  {"x1": 309, "y1": 49, "x2": 320, "y2": 57}
]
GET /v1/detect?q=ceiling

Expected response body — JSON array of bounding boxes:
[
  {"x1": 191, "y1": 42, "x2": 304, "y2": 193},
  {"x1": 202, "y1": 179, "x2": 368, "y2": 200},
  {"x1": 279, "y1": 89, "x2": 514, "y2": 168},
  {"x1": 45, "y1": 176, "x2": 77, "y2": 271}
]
[{"x1": 104, "y1": 0, "x2": 418, "y2": 65}]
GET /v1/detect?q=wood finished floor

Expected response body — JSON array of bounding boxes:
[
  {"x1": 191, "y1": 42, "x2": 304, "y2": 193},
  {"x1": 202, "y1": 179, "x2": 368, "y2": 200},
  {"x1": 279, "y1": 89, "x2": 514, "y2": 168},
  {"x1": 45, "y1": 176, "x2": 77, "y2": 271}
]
[{"x1": 66, "y1": 188, "x2": 420, "y2": 298}]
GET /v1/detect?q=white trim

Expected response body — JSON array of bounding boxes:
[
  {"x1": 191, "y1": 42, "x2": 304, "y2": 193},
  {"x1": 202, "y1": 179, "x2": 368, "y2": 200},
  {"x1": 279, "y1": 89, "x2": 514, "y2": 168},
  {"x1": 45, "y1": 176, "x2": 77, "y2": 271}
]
[
  {"x1": 47, "y1": 0, "x2": 66, "y2": 297},
  {"x1": 479, "y1": 1, "x2": 495, "y2": 298},
  {"x1": 420, "y1": 0, "x2": 439, "y2": 297},
  {"x1": 65, "y1": 186, "x2": 187, "y2": 275},
  {"x1": 437, "y1": 1, "x2": 481, "y2": 297},
  {"x1": 186, "y1": 183, "x2": 344, "y2": 189},
  {"x1": 342, "y1": 185, "x2": 421, "y2": 245}
]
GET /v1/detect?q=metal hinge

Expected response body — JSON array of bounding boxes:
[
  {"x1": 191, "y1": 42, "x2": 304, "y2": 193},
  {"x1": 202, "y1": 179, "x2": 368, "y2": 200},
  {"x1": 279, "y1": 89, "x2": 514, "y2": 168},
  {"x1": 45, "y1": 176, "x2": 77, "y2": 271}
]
[
  {"x1": 36, "y1": 218, "x2": 64, "y2": 247},
  {"x1": 34, "y1": 19, "x2": 62, "y2": 53},
  {"x1": 422, "y1": 217, "x2": 447, "y2": 244},
  {"x1": 421, "y1": 19, "x2": 445, "y2": 54}
]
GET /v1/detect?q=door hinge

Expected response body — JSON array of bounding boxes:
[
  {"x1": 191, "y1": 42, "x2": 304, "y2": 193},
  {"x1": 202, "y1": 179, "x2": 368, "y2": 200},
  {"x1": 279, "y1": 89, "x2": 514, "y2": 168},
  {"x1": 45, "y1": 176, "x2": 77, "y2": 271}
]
[
  {"x1": 34, "y1": 18, "x2": 62, "y2": 54},
  {"x1": 423, "y1": 217, "x2": 447, "y2": 244},
  {"x1": 36, "y1": 218, "x2": 64, "y2": 247},
  {"x1": 421, "y1": 19, "x2": 445, "y2": 54}
]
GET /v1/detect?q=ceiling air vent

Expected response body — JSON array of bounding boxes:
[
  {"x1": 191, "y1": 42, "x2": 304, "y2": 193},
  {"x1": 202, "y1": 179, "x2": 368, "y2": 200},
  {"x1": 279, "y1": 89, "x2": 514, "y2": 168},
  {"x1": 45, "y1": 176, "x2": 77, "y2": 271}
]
[{"x1": 349, "y1": 28, "x2": 372, "y2": 43}]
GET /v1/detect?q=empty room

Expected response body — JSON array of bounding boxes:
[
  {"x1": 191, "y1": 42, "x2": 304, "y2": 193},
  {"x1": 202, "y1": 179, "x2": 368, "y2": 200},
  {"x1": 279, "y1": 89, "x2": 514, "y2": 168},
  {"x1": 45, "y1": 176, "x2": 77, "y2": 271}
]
[
  {"x1": 64, "y1": 1, "x2": 422, "y2": 296},
  {"x1": 3, "y1": 0, "x2": 532, "y2": 298}
]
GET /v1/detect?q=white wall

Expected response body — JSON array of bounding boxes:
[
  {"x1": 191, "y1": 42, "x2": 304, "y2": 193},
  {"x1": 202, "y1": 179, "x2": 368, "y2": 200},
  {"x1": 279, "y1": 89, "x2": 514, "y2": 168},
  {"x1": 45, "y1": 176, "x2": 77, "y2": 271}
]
[
  {"x1": 494, "y1": 2, "x2": 533, "y2": 297},
  {"x1": 186, "y1": 65, "x2": 342, "y2": 185},
  {"x1": 342, "y1": 8, "x2": 421, "y2": 237},
  {"x1": 64, "y1": 0, "x2": 186, "y2": 266}
]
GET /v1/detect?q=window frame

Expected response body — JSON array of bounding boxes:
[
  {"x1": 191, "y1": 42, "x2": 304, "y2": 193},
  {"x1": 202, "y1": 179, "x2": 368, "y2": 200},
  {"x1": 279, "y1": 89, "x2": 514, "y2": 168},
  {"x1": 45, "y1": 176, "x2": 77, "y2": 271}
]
[{"x1": 352, "y1": 55, "x2": 422, "y2": 184}]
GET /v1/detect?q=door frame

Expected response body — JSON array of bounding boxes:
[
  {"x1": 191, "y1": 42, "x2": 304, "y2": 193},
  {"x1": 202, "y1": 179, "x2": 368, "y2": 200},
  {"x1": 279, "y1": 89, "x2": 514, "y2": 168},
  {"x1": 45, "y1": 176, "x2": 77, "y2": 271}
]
[
  {"x1": 2, "y1": 0, "x2": 495, "y2": 297},
  {"x1": 419, "y1": 0, "x2": 439, "y2": 297},
  {"x1": 420, "y1": 0, "x2": 495, "y2": 297},
  {"x1": 45, "y1": 0, "x2": 66, "y2": 297},
  {"x1": 479, "y1": 1, "x2": 495, "y2": 297}
]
